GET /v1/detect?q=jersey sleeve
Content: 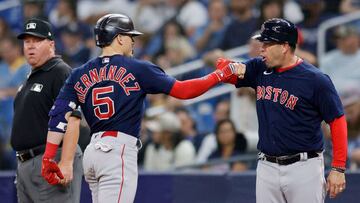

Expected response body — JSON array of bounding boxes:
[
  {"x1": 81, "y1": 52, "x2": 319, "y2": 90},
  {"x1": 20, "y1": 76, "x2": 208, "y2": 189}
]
[
  {"x1": 314, "y1": 74, "x2": 344, "y2": 123},
  {"x1": 56, "y1": 69, "x2": 79, "y2": 104},
  {"x1": 137, "y1": 62, "x2": 176, "y2": 94},
  {"x1": 235, "y1": 58, "x2": 264, "y2": 89}
]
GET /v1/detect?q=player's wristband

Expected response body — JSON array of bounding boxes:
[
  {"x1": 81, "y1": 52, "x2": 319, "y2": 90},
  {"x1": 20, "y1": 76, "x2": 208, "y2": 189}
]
[
  {"x1": 43, "y1": 142, "x2": 59, "y2": 159},
  {"x1": 70, "y1": 109, "x2": 82, "y2": 119},
  {"x1": 331, "y1": 167, "x2": 346, "y2": 173}
]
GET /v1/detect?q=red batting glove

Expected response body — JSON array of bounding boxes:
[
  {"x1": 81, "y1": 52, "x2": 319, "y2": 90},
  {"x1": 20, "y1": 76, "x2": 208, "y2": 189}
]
[
  {"x1": 41, "y1": 142, "x2": 63, "y2": 185},
  {"x1": 215, "y1": 58, "x2": 238, "y2": 84},
  {"x1": 41, "y1": 157, "x2": 64, "y2": 185}
]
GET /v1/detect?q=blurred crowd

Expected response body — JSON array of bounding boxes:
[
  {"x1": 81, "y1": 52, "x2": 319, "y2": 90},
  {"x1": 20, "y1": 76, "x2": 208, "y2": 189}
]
[{"x1": 0, "y1": 0, "x2": 360, "y2": 172}]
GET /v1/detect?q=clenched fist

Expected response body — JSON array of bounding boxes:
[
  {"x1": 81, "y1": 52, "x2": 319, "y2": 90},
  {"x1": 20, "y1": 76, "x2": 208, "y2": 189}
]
[
  {"x1": 215, "y1": 58, "x2": 246, "y2": 84},
  {"x1": 41, "y1": 157, "x2": 64, "y2": 185}
]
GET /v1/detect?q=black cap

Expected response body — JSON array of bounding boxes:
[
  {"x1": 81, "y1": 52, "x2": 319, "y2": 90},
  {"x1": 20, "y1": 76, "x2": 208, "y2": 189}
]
[
  {"x1": 253, "y1": 18, "x2": 298, "y2": 44},
  {"x1": 17, "y1": 18, "x2": 54, "y2": 40}
]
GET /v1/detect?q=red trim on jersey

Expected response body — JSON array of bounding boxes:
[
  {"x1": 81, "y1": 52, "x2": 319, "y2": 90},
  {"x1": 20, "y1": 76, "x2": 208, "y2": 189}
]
[
  {"x1": 329, "y1": 115, "x2": 348, "y2": 168},
  {"x1": 276, "y1": 57, "x2": 303, "y2": 73},
  {"x1": 169, "y1": 72, "x2": 219, "y2": 99},
  {"x1": 117, "y1": 144, "x2": 126, "y2": 203}
]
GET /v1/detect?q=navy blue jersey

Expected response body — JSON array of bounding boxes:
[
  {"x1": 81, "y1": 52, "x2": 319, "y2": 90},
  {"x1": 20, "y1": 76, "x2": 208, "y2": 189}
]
[
  {"x1": 236, "y1": 57, "x2": 344, "y2": 156},
  {"x1": 57, "y1": 55, "x2": 175, "y2": 137}
]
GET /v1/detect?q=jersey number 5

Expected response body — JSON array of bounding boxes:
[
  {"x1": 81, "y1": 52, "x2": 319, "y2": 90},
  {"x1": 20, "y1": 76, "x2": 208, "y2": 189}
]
[{"x1": 92, "y1": 86, "x2": 115, "y2": 120}]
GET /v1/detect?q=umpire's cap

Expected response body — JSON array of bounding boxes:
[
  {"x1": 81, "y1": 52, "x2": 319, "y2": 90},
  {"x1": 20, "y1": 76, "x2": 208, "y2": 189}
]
[
  {"x1": 17, "y1": 18, "x2": 54, "y2": 40},
  {"x1": 253, "y1": 18, "x2": 298, "y2": 45},
  {"x1": 94, "y1": 13, "x2": 143, "y2": 48}
]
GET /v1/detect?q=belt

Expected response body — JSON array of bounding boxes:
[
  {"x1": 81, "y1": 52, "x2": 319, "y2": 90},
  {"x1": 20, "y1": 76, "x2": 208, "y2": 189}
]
[
  {"x1": 16, "y1": 145, "x2": 46, "y2": 162},
  {"x1": 100, "y1": 131, "x2": 142, "y2": 149},
  {"x1": 259, "y1": 151, "x2": 319, "y2": 166},
  {"x1": 101, "y1": 131, "x2": 118, "y2": 138}
]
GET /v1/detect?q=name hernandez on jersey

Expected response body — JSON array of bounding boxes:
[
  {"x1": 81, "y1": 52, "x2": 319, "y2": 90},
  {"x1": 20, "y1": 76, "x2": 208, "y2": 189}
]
[
  {"x1": 74, "y1": 65, "x2": 141, "y2": 103},
  {"x1": 56, "y1": 55, "x2": 175, "y2": 136}
]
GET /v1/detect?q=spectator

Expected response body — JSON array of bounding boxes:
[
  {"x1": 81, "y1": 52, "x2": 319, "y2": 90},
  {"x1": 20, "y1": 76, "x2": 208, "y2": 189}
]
[
  {"x1": 175, "y1": 107, "x2": 206, "y2": 152},
  {"x1": 77, "y1": 0, "x2": 136, "y2": 24},
  {"x1": 0, "y1": 17, "x2": 13, "y2": 42},
  {"x1": 48, "y1": 0, "x2": 94, "y2": 57},
  {"x1": 193, "y1": 0, "x2": 229, "y2": 55},
  {"x1": 220, "y1": 0, "x2": 258, "y2": 50},
  {"x1": 0, "y1": 36, "x2": 30, "y2": 170},
  {"x1": 60, "y1": 23, "x2": 91, "y2": 68},
  {"x1": 22, "y1": 0, "x2": 47, "y2": 21},
  {"x1": 340, "y1": 0, "x2": 360, "y2": 14},
  {"x1": 168, "y1": 0, "x2": 208, "y2": 38},
  {"x1": 257, "y1": 0, "x2": 284, "y2": 29},
  {"x1": 155, "y1": 20, "x2": 196, "y2": 69},
  {"x1": 0, "y1": 36, "x2": 30, "y2": 144},
  {"x1": 320, "y1": 25, "x2": 360, "y2": 94},
  {"x1": 341, "y1": 90, "x2": 360, "y2": 170},
  {"x1": 297, "y1": 0, "x2": 336, "y2": 55},
  {"x1": 283, "y1": 0, "x2": 304, "y2": 24},
  {"x1": 132, "y1": 0, "x2": 174, "y2": 35},
  {"x1": 204, "y1": 119, "x2": 247, "y2": 172},
  {"x1": 196, "y1": 100, "x2": 231, "y2": 163},
  {"x1": 144, "y1": 112, "x2": 196, "y2": 171},
  {"x1": 49, "y1": 0, "x2": 77, "y2": 28}
]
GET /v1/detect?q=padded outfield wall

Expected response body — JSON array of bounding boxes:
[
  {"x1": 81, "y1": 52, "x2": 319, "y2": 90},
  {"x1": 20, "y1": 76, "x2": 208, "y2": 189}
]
[{"x1": 0, "y1": 171, "x2": 359, "y2": 203}]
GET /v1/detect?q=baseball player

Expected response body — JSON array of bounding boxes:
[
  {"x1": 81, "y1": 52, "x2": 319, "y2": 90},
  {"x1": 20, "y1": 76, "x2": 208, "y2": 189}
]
[
  {"x1": 217, "y1": 18, "x2": 347, "y2": 203},
  {"x1": 41, "y1": 13, "x2": 241, "y2": 203}
]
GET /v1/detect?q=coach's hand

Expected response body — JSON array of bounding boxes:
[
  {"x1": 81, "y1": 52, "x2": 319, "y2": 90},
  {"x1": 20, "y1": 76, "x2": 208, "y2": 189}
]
[
  {"x1": 215, "y1": 58, "x2": 246, "y2": 84},
  {"x1": 58, "y1": 160, "x2": 73, "y2": 186},
  {"x1": 41, "y1": 157, "x2": 64, "y2": 185},
  {"x1": 326, "y1": 169, "x2": 346, "y2": 198}
]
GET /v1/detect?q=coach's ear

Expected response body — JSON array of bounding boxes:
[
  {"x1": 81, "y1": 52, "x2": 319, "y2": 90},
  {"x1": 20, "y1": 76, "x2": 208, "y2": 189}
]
[{"x1": 282, "y1": 43, "x2": 291, "y2": 54}]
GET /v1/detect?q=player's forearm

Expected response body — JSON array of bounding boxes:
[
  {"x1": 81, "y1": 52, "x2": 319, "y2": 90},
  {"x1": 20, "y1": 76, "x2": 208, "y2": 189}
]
[
  {"x1": 169, "y1": 72, "x2": 219, "y2": 99},
  {"x1": 329, "y1": 115, "x2": 348, "y2": 168},
  {"x1": 60, "y1": 116, "x2": 81, "y2": 164},
  {"x1": 44, "y1": 131, "x2": 64, "y2": 158},
  {"x1": 169, "y1": 60, "x2": 243, "y2": 99},
  {"x1": 45, "y1": 110, "x2": 74, "y2": 159}
]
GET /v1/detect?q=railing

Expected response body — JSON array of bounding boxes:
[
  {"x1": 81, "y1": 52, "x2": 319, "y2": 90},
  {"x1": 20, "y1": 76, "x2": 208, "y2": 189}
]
[
  {"x1": 317, "y1": 11, "x2": 360, "y2": 62},
  {"x1": 165, "y1": 45, "x2": 249, "y2": 77},
  {"x1": 174, "y1": 153, "x2": 258, "y2": 171}
]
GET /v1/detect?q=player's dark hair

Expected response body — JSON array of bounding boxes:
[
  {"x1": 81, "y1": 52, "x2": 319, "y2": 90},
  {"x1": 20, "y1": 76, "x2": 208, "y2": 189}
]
[
  {"x1": 289, "y1": 43, "x2": 296, "y2": 52},
  {"x1": 174, "y1": 107, "x2": 197, "y2": 130},
  {"x1": 214, "y1": 119, "x2": 247, "y2": 153}
]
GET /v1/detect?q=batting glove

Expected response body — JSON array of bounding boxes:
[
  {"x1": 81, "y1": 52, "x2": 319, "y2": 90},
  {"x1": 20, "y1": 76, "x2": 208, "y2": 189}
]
[
  {"x1": 215, "y1": 58, "x2": 239, "y2": 84},
  {"x1": 41, "y1": 157, "x2": 64, "y2": 185}
]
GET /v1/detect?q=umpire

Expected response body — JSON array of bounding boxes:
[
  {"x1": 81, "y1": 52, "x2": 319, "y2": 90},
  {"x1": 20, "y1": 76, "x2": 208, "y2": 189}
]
[{"x1": 10, "y1": 18, "x2": 82, "y2": 203}]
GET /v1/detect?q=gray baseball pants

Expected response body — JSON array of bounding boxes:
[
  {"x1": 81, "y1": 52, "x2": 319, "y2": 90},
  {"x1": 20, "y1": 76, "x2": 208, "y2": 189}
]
[
  {"x1": 15, "y1": 146, "x2": 83, "y2": 203},
  {"x1": 256, "y1": 152, "x2": 326, "y2": 203}
]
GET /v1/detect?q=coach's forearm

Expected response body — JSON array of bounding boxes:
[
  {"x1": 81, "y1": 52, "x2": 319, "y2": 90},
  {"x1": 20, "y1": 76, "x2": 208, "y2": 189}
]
[{"x1": 60, "y1": 116, "x2": 81, "y2": 164}]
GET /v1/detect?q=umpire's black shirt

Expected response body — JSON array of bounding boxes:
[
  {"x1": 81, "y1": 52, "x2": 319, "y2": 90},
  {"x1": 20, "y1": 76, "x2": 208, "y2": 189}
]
[{"x1": 11, "y1": 56, "x2": 71, "y2": 151}]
